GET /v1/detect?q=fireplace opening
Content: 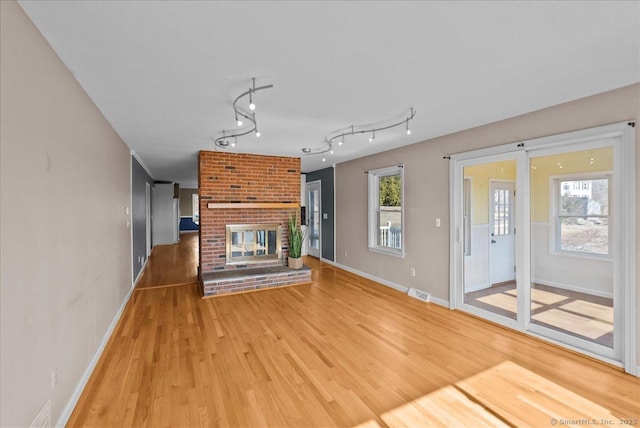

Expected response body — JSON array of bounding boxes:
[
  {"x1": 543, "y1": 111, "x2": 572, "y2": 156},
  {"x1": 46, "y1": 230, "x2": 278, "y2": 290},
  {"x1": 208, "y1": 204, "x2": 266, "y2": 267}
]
[{"x1": 226, "y1": 224, "x2": 282, "y2": 265}]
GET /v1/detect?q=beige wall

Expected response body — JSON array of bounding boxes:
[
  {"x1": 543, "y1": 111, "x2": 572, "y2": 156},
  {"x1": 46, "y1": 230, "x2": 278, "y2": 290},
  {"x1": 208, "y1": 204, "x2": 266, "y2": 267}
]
[
  {"x1": 335, "y1": 83, "x2": 639, "y2": 364},
  {"x1": 179, "y1": 188, "x2": 198, "y2": 216},
  {"x1": 0, "y1": 2, "x2": 133, "y2": 426}
]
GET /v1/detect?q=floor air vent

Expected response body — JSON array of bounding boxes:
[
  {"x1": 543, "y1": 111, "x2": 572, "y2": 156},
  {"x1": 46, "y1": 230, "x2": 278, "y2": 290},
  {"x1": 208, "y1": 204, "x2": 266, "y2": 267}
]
[{"x1": 407, "y1": 288, "x2": 430, "y2": 302}]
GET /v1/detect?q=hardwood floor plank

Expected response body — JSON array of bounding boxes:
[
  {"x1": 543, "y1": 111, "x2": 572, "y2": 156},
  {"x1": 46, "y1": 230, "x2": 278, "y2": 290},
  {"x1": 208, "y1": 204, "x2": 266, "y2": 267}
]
[{"x1": 67, "y1": 250, "x2": 640, "y2": 427}]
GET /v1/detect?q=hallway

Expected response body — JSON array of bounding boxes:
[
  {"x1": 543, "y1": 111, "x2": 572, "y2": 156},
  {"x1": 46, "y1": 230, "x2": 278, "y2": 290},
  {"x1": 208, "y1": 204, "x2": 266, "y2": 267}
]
[{"x1": 135, "y1": 232, "x2": 199, "y2": 289}]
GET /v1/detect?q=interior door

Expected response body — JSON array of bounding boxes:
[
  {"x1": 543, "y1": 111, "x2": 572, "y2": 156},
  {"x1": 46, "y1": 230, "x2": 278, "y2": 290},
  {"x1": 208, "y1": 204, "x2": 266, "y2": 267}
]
[
  {"x1": 489, "y1": 181, "x2": 516, "y2": 285},
  {"x1": 307, "y1": 181, "x2": 321, "y2": 258}
]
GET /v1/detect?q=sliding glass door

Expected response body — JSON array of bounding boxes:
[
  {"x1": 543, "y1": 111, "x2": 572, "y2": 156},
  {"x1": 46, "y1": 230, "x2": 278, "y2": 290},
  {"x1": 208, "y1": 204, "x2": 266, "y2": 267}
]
[
  {"x1": 529, "y1": 144, "x2": 619, "y2": 360},
  {"x1": 450, "y1": 122, "x2": 634, "y2": 370},
  {"x1": 456, "y1": 152, "x2": 525, "y2": 328}
]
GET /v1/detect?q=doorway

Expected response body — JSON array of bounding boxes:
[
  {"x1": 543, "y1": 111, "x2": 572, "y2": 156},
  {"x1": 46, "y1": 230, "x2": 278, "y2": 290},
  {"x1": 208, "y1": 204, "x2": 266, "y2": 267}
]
[
  {"x1": 307, "y1": 180, "x2": 321, "y2": 258},
  {"x1": 450, "y1": 122, "x2": 636, "y2": 373}
]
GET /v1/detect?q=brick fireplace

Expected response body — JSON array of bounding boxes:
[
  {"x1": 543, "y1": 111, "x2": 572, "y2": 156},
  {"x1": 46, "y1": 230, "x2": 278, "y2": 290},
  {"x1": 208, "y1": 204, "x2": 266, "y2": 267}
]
[{"x1": 198, "y1": 151, "x2": 311, "y2": 296}]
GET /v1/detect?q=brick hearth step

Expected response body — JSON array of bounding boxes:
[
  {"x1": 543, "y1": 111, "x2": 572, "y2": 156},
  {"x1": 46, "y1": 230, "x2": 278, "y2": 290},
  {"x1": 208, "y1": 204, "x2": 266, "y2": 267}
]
[{"x1": 200, "y1": 265, "x2": 312, "y2": 297}]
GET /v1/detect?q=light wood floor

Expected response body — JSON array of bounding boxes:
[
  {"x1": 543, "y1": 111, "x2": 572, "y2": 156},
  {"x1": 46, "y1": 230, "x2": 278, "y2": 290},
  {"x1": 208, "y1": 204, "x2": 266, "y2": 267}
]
[
  {"x1": 68, "y1": 249, "x2": 640, "y2": 426},
  {"x1": 135, "y1": 232, "x2": 199, "y2": 289}
]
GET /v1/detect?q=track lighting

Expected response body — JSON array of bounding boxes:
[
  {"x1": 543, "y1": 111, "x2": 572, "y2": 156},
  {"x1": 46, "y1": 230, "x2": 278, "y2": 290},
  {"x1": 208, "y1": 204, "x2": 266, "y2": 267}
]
[
  {"x1": 302, "y1": 107, "x2": 416, "y2": 156},
  {"x1": 213, "y1": 78, "x2": 273, "y2": 149}
]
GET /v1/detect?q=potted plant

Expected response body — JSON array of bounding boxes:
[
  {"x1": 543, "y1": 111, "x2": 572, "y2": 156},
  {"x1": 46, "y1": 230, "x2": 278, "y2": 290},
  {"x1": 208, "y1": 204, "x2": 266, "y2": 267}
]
[{"x1": 287, "y1": 213, "x2": 306, "y2": 269}]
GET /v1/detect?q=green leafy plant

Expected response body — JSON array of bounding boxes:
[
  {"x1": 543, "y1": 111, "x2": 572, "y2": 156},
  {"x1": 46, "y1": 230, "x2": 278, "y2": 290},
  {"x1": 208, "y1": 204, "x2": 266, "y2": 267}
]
[{"x1": 288, "y1": 213, "x2": 306, "y2": 259}]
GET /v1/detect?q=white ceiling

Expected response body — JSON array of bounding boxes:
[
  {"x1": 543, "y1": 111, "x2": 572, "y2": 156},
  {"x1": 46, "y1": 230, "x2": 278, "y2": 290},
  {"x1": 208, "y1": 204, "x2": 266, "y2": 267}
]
[{"x1": 18, "y1": 1, "x2": 640, "y2": 188}]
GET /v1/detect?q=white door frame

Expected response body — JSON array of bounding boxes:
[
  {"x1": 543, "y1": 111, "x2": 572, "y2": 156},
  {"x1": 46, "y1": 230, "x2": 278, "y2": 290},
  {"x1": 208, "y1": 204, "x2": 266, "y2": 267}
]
[
  {"x1": 488, "y1": 179, "x2": 516, "y2": 286},
  {"x1": 145, "y1": 182, "x2": 152, "y2": 257},
  {"x1": 449, "y1": 121, "x2": 636, "y2": 375},
  {"x1": 307, "y1": 180, "x2": 321, "y2": 258},
  {"x1": 451, "y1": 150, "x2": 528, "y2": 331}
]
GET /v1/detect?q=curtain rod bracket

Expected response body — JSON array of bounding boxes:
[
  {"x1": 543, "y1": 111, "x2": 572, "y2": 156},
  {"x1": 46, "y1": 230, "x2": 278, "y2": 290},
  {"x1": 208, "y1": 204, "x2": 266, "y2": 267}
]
[
  {"x1": 443, "y1": 156, "x2": 451, "y2": 160},
  {"x1": 628, "y1": 121, "x2": 635, "y2": 127}
]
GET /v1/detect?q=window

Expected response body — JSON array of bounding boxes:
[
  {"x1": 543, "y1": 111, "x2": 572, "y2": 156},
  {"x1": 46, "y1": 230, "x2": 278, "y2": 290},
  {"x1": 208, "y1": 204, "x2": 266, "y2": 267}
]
[
  {"x1": 192, "y1": 193, "x2": 199, "y2": 224},
  {"x1": 368, "y1": 166, "x2": 403, "y2": 256},
  {"x1": 553, "y1": 175, "x2": 609, "y2": 256},
  {"x1": 492, "y1": 187, "x2": 512, "y2": 236}
]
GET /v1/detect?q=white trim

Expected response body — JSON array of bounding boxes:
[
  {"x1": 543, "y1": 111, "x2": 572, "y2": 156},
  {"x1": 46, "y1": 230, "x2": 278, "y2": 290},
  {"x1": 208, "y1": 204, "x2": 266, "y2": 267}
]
[
  {"x1": 464, "y1": 283, "x2": 491, "y2": 293},
  {"x1": 367, "y1": 165, "x2": 405, "y2": 257},
  {"x1": 526, "y1": 329, "x2": 623, "y2": 369},
  {"x1": 532, "y1": 278, "x2": 613, "y2": 299},
  {"x1": 620, "y1": 123, "x2": 636, "y2": 376},
  {"x1": 129, "y1": 155, "x2": 134, "y2": 286},
  {"x1": 333, "y1": 165, "x2": 337, "y2": 264},
  {"x1": 131, "y1": 150, "x2": 154, "y2": 179},
  {"x1": 306, "y1": 180, "x2": 322, "y2": 259},
  {"x1": 133, "y1": 257, "x2": 149, "y2": 286},
  {"x1": 333, "y1": 262, "x2": 409, "y2": 293},
  {"x1": 56, "y1": 286, "x2": 135, "y2": 427},
  {"x1": 428, "y1": 295, "x2": 450, "y2": 308}
]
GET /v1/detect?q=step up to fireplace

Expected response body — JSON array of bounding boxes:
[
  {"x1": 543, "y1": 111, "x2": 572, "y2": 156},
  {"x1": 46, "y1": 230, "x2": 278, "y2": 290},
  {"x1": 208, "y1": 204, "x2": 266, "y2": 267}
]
[{"x1": 200, "y1": 265, "x2": 312, "y2": 297}]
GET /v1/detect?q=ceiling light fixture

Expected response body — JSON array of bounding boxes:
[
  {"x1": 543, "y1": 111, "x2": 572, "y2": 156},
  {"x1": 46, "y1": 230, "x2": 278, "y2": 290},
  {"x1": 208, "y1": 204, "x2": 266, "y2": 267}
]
[
  {"x1": 301, "y1": 107, "x2": 416, "y2": 156},
  {"x1": 214, "y1": 77, "x2": 273, "y2": 149}
]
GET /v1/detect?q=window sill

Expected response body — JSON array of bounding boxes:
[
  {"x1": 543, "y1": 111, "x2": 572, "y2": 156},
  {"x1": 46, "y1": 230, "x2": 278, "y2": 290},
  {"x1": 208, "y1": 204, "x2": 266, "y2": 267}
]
[
  {"x1": 368, "y1": 246, "x2": 405, "y2": 258},
  {"x1": 549, "y1": 250, "x2": 612, "y2": 262}
]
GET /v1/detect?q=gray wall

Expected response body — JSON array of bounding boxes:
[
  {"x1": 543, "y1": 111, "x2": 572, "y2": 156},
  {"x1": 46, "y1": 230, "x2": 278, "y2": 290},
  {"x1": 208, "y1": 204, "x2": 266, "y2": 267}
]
[
  {"x1": 1, "y1": 2, "x2": 133, "y2": 426},
  {"x1": 132, "y1": 157, "x2": 153, "y2": 280},
  {"x1": 306, "y1": 167, "x2": 335, "y2": 261}
]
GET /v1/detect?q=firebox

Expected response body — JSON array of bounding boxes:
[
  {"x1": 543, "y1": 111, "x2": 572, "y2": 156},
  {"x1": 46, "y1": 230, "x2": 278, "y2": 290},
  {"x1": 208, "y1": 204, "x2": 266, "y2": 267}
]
[{"x1": 225, "y1": 224, "x2": 282, "y2": 265}]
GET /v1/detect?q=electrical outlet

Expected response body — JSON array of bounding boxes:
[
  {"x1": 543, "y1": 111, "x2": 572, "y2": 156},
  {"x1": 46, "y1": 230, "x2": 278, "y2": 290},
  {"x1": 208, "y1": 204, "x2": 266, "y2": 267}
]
[
  {"x1": 410, "y1": 268, "x2": 416, "y2": 277},
  {"x1": 51, "y1": 369, "x2": 58, "y2": 390},
  {"x1": 435, "y1": 218, "x2": 441, "y2": 227},
  {"x1": 344, "y1": 250, "x2": 348, "y2": 257}
]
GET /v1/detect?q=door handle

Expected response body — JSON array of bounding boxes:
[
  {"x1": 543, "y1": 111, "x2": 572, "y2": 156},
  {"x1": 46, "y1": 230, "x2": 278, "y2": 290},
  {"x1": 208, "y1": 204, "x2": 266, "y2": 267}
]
[{"x1": 491, "y1": 239, "x2": 497, "y2": 244}]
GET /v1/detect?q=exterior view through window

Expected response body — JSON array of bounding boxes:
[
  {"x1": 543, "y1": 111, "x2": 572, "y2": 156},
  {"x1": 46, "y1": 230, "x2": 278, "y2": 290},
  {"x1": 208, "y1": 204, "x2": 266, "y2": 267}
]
[
  {"x1": 368, "y1": 166, "x2": 403, "y2": 255},
  {"x1": 556, "y1": 177, "x2": 609, "y2": 255}
]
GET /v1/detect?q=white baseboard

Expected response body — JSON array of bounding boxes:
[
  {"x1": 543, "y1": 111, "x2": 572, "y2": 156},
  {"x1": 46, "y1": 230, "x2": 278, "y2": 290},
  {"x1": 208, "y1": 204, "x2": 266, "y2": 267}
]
[
  {"x1": 464, "y1": 282, "x2": 491, "y2": 293},
  {"x1": 56, "y1": 286, "x2": 135, "y2": 427},
  {"x1": 332, "y1": 262, "x2": 450, "y2": 308},
  {"x1": 133, "y1": 257, "x2": 148, "y2": 286},
  {"x1": 333, "y1": 262, "x2": 409, "y2": 293},
  {"x1": 533, "y1": 278, "x2": 613, "y2": 299},
  {"x1": 428, "y1": 295, "x2": 450, "y2": 308}
]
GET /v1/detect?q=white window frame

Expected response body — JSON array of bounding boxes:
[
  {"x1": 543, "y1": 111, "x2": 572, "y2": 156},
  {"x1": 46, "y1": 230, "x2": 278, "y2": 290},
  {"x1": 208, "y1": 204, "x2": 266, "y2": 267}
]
[
  {"x1": 550, "y1": 171, "x2": 612, "y2": 260},
  {"x1": 368, "y1": 165, "x2": 404, "y2": 257},
  {"x1": 192, "y1": 193, "x2": 199, "y2": 224}
]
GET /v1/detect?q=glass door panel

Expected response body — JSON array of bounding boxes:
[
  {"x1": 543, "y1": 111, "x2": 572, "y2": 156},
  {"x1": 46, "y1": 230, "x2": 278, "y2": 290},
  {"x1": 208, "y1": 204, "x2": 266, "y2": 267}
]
[
  {"x1": 463, "y1": 159, "x2": 518, "y2": 322},
  {"x1": 529, "y1": 146, "x2": 615, "y2": 354},
  {"x1": 307, "y1": 181, "x2": 321, "y2": 258}
]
